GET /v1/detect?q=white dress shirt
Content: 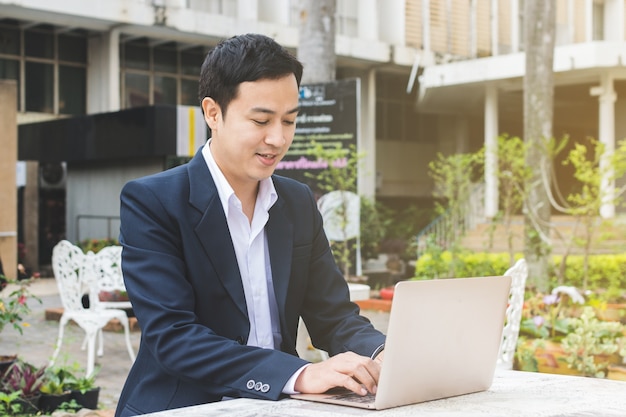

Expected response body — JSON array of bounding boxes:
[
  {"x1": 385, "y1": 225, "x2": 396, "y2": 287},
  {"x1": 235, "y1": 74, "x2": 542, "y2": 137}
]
[
  {"x1": 202, "y1": 143, "x2": 306, "y2": 394},
  {"x1": 202, "y1": 143, "x2": 281, "y2": 349}
]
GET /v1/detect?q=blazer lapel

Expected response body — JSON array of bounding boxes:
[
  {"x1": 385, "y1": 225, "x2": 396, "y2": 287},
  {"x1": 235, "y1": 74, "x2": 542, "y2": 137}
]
[
  {"x1": 266, "y1": 196, "x2": 294, "y2": 329},
  {"x1": 187, "y1": 150, "x2": 248, "y2": 320}
]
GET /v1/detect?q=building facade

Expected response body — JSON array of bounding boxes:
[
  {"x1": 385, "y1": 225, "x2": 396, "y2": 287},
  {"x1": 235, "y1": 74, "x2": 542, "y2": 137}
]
[{"x1": 1, "y1": 0, "x2": 625, "y2": 271}]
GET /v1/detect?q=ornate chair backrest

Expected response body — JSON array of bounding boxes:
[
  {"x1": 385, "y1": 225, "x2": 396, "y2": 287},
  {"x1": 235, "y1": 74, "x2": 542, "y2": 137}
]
[
  {"x1": 497, "y1": 258, "x2": 528, "y2": 370},
  {"x1": 90, "y1": 245, "x2": 124, "y2": 294},
  {"x1": 51, "y1": 240, "x2": 89, "y2": 312}
]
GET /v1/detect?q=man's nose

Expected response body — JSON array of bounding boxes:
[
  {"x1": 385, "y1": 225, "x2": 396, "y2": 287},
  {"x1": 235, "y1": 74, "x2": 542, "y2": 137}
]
[{"x1": 265, "y1": 123, "x2": 287, "y2": 147}]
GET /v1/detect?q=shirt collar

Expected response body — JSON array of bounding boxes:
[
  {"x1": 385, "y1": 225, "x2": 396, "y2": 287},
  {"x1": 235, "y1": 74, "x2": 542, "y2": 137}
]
[{"x1": 202, "y1": 141, "x2": 277, "y2": 216}]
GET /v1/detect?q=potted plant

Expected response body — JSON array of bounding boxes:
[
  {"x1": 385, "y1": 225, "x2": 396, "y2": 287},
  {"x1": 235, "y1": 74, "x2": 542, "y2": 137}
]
[
  {"x1": 78, "y1": 238, "x2": 119, "y2": 254},
  {"x1": 0, "y1": 355, "x2": 17, "y2": 379},
  {"x1": 98, "y1": 289, "x2": 129, "y2": 302},
  {"x1": 561, "y1": 306, "x2": 625, "y2": 378},
  {"x1": 0, "y1": 359, "x2": 46, "y2": 414},
  {"x1": 64, "y1": 366, "x2": 100, "y2": 410},
  {"x1": 0, "y1": 391, "x2": 25, "y2": 416},
  {"x1": 38, "y1": 366, "x2": 72, "y2": 413},
  {"x1": 516, "y1": 288, "x2": 626, "y2": 378},
  {"x1": 607, "y1": 355, "x2": 626, "y2": 381},
  {"x1": 586, "y1": 287, "x2": 626, "y2": 323},
  {"x1": 516, "y1": 286, "x2": 584, "y2": 375}
]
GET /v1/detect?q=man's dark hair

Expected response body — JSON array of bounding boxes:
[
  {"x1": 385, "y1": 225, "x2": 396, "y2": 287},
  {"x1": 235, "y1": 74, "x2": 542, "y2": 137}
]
[{"x1": 198, "y1": 33, "x2": 303, "y2": 117}]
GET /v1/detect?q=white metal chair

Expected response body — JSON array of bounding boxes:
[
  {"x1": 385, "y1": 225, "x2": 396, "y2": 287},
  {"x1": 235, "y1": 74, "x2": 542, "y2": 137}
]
[
  {"x1": 80, "y1": 246, "x2": 133, "y2": 357},
  {"x1": 88, "y1": 245, "x2": 133, "y2": 311},
  {"x1": 49, "y1": 240, "x2": 135, "y2": 376},
  {"x1": 497, "y1": 258, "x2": 528, "y2": 370}
]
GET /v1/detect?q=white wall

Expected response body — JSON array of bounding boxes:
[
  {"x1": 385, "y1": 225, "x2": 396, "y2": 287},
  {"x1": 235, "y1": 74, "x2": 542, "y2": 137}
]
[{"x1": 66, "y1": 159, "x2": 163, "y2": 242}]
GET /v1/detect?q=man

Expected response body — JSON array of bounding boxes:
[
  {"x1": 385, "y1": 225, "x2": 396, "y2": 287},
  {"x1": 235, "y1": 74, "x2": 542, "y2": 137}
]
[{"x1": 115, "y1": 33, "x2": 385, "y2": 417}]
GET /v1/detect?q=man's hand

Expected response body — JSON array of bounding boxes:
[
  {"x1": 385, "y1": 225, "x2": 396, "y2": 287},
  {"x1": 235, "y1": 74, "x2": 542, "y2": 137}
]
[{"x1": 294, "y1": 352, "x2": 381, "y2": 396}]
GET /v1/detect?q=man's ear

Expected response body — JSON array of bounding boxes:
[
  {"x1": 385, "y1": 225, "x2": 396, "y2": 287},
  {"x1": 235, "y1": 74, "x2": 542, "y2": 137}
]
[{"x1": 202, "y1": 97, "x2": 220, "y2": 130}]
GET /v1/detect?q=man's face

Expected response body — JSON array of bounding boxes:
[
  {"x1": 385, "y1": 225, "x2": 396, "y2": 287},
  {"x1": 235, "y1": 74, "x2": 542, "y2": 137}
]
[{"x1": 203, "y1": 75, "x2": 299, "y2": 192}]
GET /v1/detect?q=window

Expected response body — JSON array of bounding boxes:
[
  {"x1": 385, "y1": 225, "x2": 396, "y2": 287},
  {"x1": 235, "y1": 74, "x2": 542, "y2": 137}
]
[
  {"x1": 0, "y1": 20, "x2": 87, "y2": 115},
  {"x1": 154, "y1": 75, "x2": 177, "y2": 105},
  {"x1": 124, "y1": 72, "x2": 150, "y2": 108},
  {"x1": 337, "y1": 0, "x2": 358, "y2": 37},
  {"x1": 58, "y1": 33, "x2": 87, "y2": 63},
  {"x1": 181, "y1": 48, "x2": 203, "y2": 75},
  {"x1": 120, "y1": 40, "x2": 205, "y2": 108},
  {"x1": 0, "y1": 58, "x2": 19, "y2": 107},
  {"x1": 0, "y1": 25, "x2": 20, "y2": 55},
  {"x1": 375, "y1": 72, "x2": 432, "y2": 143},
  {"x1": 59, "y1": 65, "x2": 86, "y2": 115},
  {"x1": 188, "y1": 0, "x2": 237, "y2": 16},
  {"x1": 25, "y1": 27, "x2": 54, "y2": 59},
  {"x1": 25, "y1": 62, "x2": 53, "y2": 113},
  {"x1": 181, "y1": 78, "x2": 199, "y2": 105}
]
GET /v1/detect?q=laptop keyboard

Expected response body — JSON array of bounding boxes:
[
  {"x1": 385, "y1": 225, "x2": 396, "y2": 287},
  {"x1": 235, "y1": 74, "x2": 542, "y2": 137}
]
[{"x1": 327, "y1": 391, "x2": 375, "y2": 404}]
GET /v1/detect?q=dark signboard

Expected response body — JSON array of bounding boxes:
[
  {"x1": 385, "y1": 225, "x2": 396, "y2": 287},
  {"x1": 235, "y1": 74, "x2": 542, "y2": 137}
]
[{"x1": 275, "y1": 78, "x2": 359, "y2": 192}]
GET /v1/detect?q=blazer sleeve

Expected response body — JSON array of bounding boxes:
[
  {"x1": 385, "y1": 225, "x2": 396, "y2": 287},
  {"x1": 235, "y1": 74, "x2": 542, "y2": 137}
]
[{"x1": 271, "y1": 177, "x2": 386, "y2": 358}]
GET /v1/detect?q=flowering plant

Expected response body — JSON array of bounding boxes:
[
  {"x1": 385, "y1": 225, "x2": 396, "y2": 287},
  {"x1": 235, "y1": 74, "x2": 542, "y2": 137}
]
[
  {"x1": 0, "y1": 275, "x2": 40, "y2": 335},
  {"x1": 561, "y1": 306, "x2": 625, "y2": 377},
  {"x1": 78, "y1": 238, "x2": 118, "y2": 254},
  {"x1": 520, "y1": 286, "x2": 585, "y2": 341}
]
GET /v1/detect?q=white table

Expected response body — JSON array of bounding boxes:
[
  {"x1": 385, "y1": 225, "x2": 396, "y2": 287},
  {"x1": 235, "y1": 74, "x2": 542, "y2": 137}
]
[{"x1": 140, "y1": 370, "x2": 626, "y2": 416}]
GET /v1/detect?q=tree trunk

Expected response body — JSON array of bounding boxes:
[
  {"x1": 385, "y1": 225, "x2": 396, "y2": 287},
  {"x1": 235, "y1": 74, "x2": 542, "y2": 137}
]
[
  {"x1": 523, "y1": 0, "x2": 556, "y2": 291},
  {"x1": 295, "y1": 0, "x2": 338, "y2": 364},
  {"x1": 297, "y1": 0, "x2": 336, "y2": 84}
]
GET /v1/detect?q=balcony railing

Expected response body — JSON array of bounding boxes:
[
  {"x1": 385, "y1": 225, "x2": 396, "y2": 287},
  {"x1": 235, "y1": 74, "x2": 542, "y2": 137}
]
[{"x1": 415, "y1": 182, "x2": 485, "y2": 259}]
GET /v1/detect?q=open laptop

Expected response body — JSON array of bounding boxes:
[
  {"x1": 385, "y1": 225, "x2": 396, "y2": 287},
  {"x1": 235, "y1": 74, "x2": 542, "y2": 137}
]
[{"x1": 291, "y1": 275, "x2": 512, "y2": 410}]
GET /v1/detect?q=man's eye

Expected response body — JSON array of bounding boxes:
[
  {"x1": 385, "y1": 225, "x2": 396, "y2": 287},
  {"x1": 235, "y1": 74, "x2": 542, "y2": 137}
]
[
  {"x1": 283, "y1": 120, "x2": 295, "y2": 126},
  {"x1": 253, "y1": 120, "x2": 269, "y2": 125}
]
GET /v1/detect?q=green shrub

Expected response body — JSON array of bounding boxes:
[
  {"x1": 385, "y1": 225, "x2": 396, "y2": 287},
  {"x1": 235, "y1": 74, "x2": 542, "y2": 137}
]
[
  {"x1": 414, "y1": 251, "x2": 626, "y2": 301},
  {"x1": 554, "y1": 254, "x2": 626, "y2": 291},
  {"x1": 414, "y1": 251, "x2": 515, "y2": 280}
]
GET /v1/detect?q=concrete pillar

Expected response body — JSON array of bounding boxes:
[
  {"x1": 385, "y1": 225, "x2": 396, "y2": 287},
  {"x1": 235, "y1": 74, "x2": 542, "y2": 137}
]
[
  {"x1": 591, "y1": 73, "x2": 617, "y2": 218},
  {"x1": 108, "y1": 29, "x2": 121, "y2": 112},
  {"x1": 0, "y1": 80, "x2": 18, "y2": 279},
  {"x1": 358, "y1": 69, "x2": 376, "y2": 200},
  {"x1": 88, "y1": 29, "x2": 121, "y2": 113},
  {"x1": 484, "y1": 84, "x2": 499, "y2": 219},
  {"x1": 23, "y1": 161, "x2": 39, "y2": 273}
]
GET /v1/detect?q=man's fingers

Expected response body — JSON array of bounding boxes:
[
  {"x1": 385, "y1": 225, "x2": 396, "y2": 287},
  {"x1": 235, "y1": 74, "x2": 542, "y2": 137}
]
[
  {"x1": 339, "y1": 373, "x2": 369, "y2": 396},
  {"x1": 294, "y1": 352, "x2": 381, "y2": 395},
  {"x1": 349, "y1": 362, "x2": 379, "y2": 395}
]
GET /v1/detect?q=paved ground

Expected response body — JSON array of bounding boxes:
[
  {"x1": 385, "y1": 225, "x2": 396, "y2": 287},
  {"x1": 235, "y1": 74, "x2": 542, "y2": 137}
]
[{"x1": 2, "y1": 277, "x2": 390, "y2": 414}]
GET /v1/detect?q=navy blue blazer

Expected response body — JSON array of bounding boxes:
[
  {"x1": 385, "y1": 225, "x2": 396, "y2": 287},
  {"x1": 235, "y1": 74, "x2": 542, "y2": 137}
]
[{"x1": 115, "y1": 149, "x2": 386, "y2": 416}]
